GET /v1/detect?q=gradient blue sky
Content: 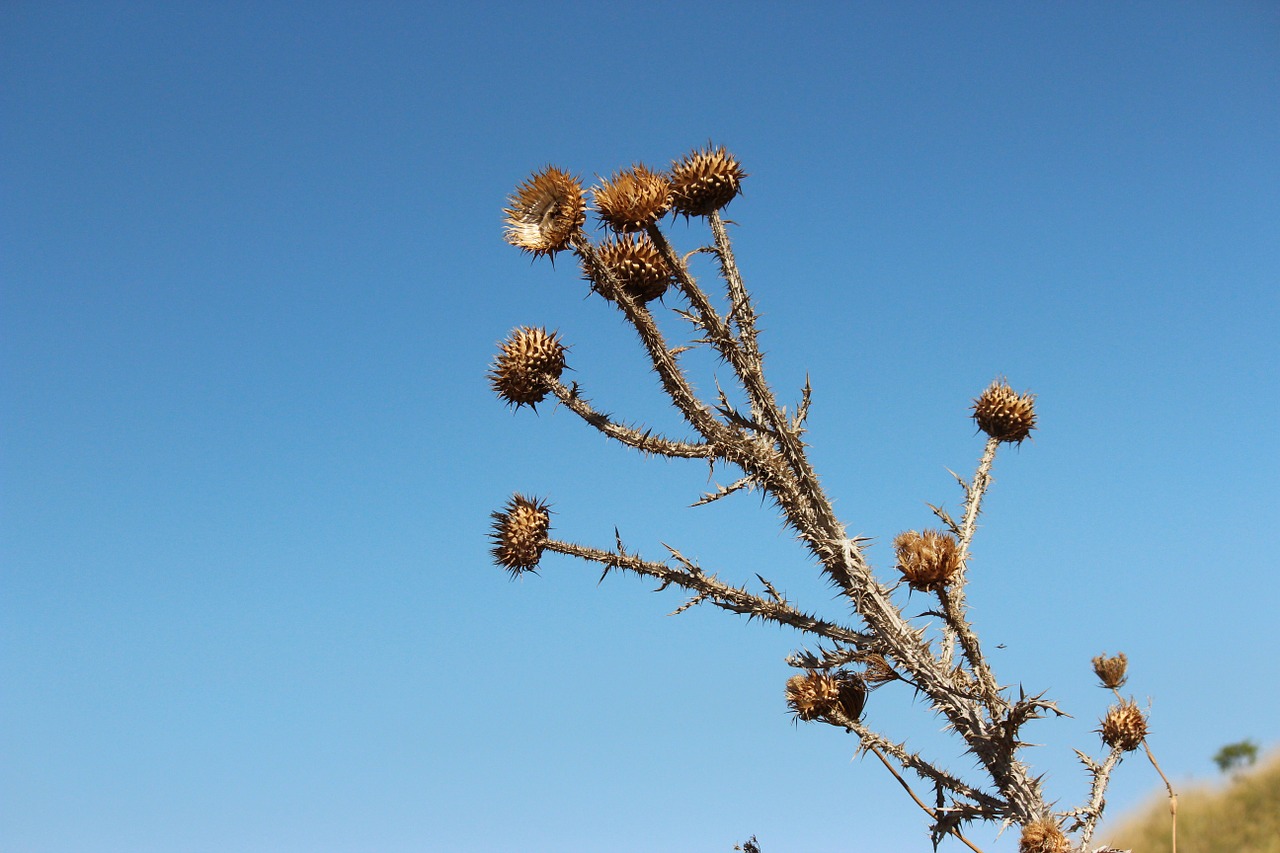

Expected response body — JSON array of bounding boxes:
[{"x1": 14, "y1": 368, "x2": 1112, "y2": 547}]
[{"x1": 3, "y1": 3, "x2": 1278, "y2": 851}]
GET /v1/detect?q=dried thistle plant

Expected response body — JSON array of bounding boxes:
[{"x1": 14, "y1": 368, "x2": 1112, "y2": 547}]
[{"x1": 486, "y1": 146, "x2": 1167, "y2": 852}]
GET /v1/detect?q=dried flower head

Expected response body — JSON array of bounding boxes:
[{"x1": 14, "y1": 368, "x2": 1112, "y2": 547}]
[
  {"x1": 893, "y1": 529, "x2": 962, "y2": 593},
  {"x1": 593, "y1": 164, "x2": 672, "y2": 232},
  {"x1": 591, "y1": 233, "x2": 672, "y2": 303},
  {"x1": 490, "y1": 493, "x2": 551, "y2": 575},
  {"x1": 1100, "y1": 699, "x2": 1148, "y2": 751},
  {"x1": 1019, "y1": 817, "x2": 1069, "y2": 853},
  {"x1": 489, "y1": 326, "x2": 566, "y2": 409},
  {"x1": 860, "y1": 653, "x2": 898, "y2": 685},
  {"x1": 973, "y1": 379, "x2": 1037, "y2": 444},
  {"x1": 670, "y1": 144, "x2": 747, "y2": 217},
  {"x1": 503, "y1": 167, "x2": 586, "y2": 259},
  {"x1": 785, "y1": 670, "x2": 866, "y2": 722},
  {"x1": 1092, "y1": 652, "x2": 1129, "y2": 689}
]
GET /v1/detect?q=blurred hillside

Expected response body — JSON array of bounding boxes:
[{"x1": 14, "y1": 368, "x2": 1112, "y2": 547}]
[{"x1": 1102, "y1": 749, "x2": 1279, "y2": 853}]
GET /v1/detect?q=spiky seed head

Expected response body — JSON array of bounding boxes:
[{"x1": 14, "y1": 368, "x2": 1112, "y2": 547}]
[
  {"x1": 592, "y1": 233, "x2": 672, "y2": 303},
  {"x1": 489, "y1": 326, "x2": 566, "y2": 409},
  {"x1": 592, "y1": 164, "x2": 672, "y2": 233},
  {"x1": 670, "y1": 144, "x2": 747, "y2": 217},
  {"x1": 1092, "y1": 652, "x2": 1129, "y2": 689},
  {"x1": 1100, "y1": 699, "x2": 1148, "y2": 751},
  {"x1": 490, "y1": 493, "x2": 551, "y2": 575},
  {"x1": 785, "y1": 670, "x2": 866, "y2": 722},
  {"x1": 503, "y1": 167, "x2": 586, "y2": 259},
  {"x1": 973, "y1": 379, "x2": 1037, "y2": 444},
  {"x1": 861, "y1": 653, "x2": 898, "y2": 685},
  {"x1": 1019, "y1": 817, "x2": 1069, "y2": 853},
  {"x1": 893, "y1": 529, "x2": 962, "y2": 593}
]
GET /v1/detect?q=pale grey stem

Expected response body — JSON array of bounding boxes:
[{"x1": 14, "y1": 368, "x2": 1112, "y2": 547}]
[
  {"x1": 825, "y1": 706, "x2": 1008, "y2": 815},
  {"x1": 937, "y1": 435, "x2": 1007, "y2": 714},
  {"x1": 707, "y1": 210, "x2": 759, "y2": 358},
  {"x1": 1071, "y1": 746, "x2": 1126, "y2": 847}
]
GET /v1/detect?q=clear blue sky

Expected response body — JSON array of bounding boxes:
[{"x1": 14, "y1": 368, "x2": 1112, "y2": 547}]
[{"x1": 3, "y1": 3, "x2": 1277, "y2": 851}]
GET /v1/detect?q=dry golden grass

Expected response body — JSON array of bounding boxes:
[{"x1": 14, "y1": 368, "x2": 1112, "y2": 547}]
[{"x1": 1102, "y1": 750, "x2": 1280, "y2": 853}]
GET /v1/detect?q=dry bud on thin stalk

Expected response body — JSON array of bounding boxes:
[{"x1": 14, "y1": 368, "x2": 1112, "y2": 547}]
[
  {"x1": 1019, "y1": 817, "x2": 1070, "y2": 853},
  {"x1": 973, "y1": 379, "x2": 1037, "y2": 443},
  {"x1": 591, "y1": 233, "x2": 671, "y2": 303},
  {"x1": 785, "y1": 670, "x2": 866, "y2": 722},
  {"x1": 669, "y1": 144, "x2": 747, "y2": 217},
  {"x1": 893, "y1": 529, "x2": 962, "y2": 592},
  {"x1": 489, "y1": 326, "x2": 566, "y2": 409},
  {"x1": 1100, "y1": 699, "x2": 1148, "y2": 751},
  {"x1": 490, "y1": 147, "x2": 1162, "y2": 850},
  {"x1": 1092, "y1": 652, "x2": 1129, "y2": 689},
  {"x1": 593, "y1": 164, "x2": 672, "y2": 232},
  {"x1": 503, "y1": 167, "x2": 586, "y2": 259},
  {"x1": 489, "y1": 494, "x2": 550, "y2": 575}
]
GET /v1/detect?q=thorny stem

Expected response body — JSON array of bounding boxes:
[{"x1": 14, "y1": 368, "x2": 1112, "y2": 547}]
[
  {"x1": 959, "y1": 436, "x2": 1000, "y2": 561},
  {"x1": 826, "y1": 706, "x2": 1007, "y2": 814},
  {"x1": 1072, "y1": 745, "x2": 1126, "y2": 847},
  {"x1": 707, "y1": 210, "x2": 758, "y2": 360},
  {"x1": 936, "y1": 436, "x2": 1007, "y2": 715},
  {"x1": 866, "y1": 745, "x2": 988, "y2": 853},
  {"x1": 547, "y1": 378, "x2": 717, "y2": 459},
  {"x1": 571, "y1": 231, "x2": 724, "y2": 440},
  {"x1": 646, "y1": 223, "x2": 861, "y2": 593},
  {"x1": 543, "y1": 539, "x2": 870, "y2": 648}
]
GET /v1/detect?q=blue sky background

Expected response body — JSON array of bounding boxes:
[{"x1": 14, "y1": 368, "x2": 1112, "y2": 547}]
[{"x1": 3, "y1": 3, "x2": 1278, "y2": 851}]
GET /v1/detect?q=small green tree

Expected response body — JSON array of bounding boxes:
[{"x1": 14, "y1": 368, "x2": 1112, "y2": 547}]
[{"x1": 1213, "y1": 740, "x2": 1259, "y2": 774}]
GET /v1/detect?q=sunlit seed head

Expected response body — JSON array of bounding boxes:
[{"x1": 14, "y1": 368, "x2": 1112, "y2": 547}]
[
  {"x1": 503, "y1": 167, "x2": 586, "y2": 259},
  {"x1": 488, "y1": 326, "x2": 567, "y2": 409},
  {"x1": 893, "y1": 529, "x2": 962, "y2": 593},
  {"x1": 591, "y1": 233, "x2": 672, "y2": 303},
  {"x1": 973, "y1": 379, "x2": 1037, "y2": 444},
  {"x1": 592, "y1": 164, "x2": 672, "y2": 233},
  {"x1": 490, "y1": 493, "x2": 551, "y2": 575},
  {"x1": 670, "y1": 143, "x2": 746, "y2": 217}
]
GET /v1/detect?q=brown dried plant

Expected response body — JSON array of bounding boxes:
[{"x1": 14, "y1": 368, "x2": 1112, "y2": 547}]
[{"x1": 487, "y1": 147, "x2": 1167, "y2": 852}]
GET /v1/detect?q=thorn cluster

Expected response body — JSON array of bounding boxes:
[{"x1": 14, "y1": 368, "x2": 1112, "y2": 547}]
[
  {"x1": 489, "y1": 326, "x2": 566, "y2": 409},
  {"x1": 973, "y1": 379, "x2": 1037, "y2": 444}
]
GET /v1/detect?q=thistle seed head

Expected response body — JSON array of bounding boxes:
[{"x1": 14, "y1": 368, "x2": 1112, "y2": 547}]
[
  {"x1": 592, "y1": 233, "x2": 672, "y2": 303},
  {"x1": 893, "y1": 529, "x2": 962, "y2": 593},
  {"x1": 670, "y1": 144, "x2": 746, "y2": 217},
  {"x1": 503, "y1": 167, "x2": 586, "y2": 259},
  {"x1": 972, "y1": 379, "x2": 1037, "y2": 444},
  {"x1": 489, "y1": 326, "x2": 566, "y2": 409},
  {"x1": 1019, "y1": 817, "x2": 1070, "y2": 853},
  {"x1": 1100, "y1": 699, "x2": 1148, "y2": 751},
  {"x1": 785, "y1": 670, "x2": 866, "y2": 723},
  {"x1": 1092, "y1": 652, "x2": 1129, "y2": 689},
  {"x1": 490, "y1": 494, "x2": 551, "y2": 575},
  {"x1": 860, "y1": 653, "x2": 898, "y2": 685},
  {"x1": 593, "y1": 164, "x2": 672, "y2": 232}
]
